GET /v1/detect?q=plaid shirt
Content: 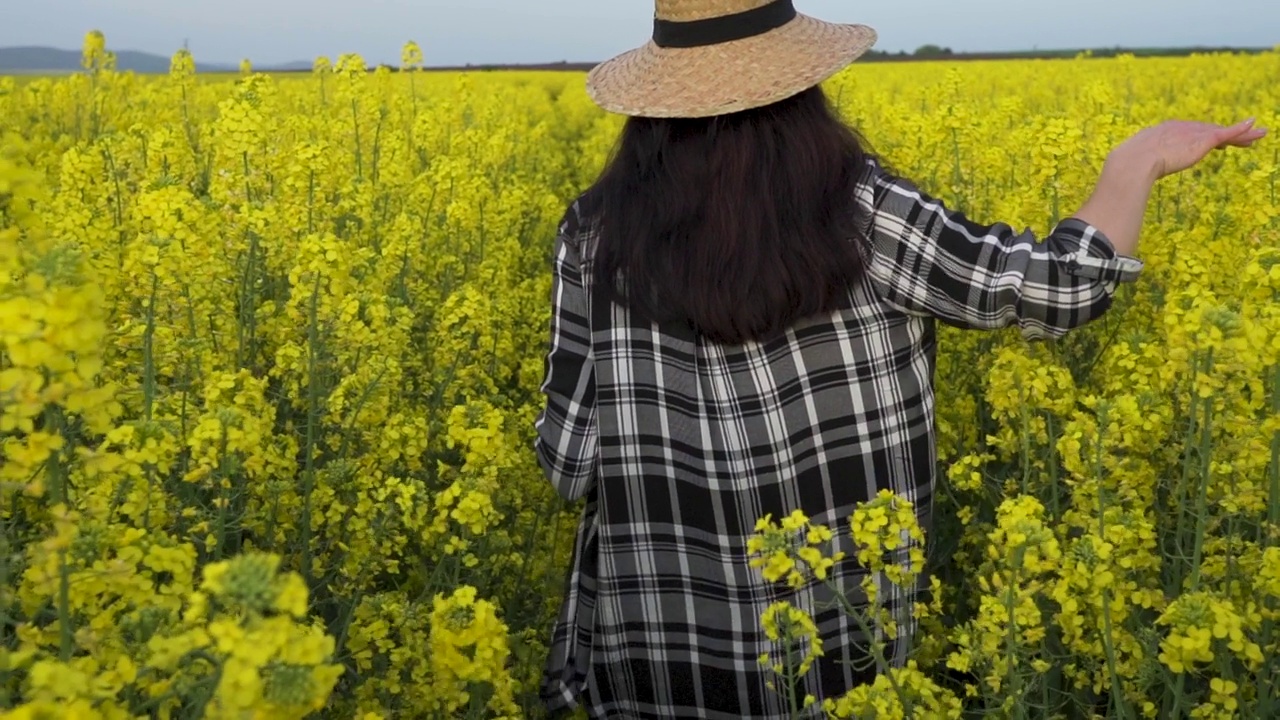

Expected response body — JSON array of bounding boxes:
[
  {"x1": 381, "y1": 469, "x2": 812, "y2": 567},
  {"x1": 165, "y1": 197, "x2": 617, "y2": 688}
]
[{"x1": 535, "y1": 157, "x2": 1143, "y2": 719}]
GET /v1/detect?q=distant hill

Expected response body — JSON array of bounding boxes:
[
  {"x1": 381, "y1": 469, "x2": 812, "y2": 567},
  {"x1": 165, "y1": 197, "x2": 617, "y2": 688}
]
[
  {"x1": 0, "y1": 46, "x2": 282, "y2": 74},
  {"x1": 270, "y1": 60, "x2": 316, "y2": 72}
]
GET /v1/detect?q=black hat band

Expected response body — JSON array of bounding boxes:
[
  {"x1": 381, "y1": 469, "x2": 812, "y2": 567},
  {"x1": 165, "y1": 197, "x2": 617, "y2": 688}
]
[{"x1": 652, "y1": 0, "x2": 798, "y2": 49}]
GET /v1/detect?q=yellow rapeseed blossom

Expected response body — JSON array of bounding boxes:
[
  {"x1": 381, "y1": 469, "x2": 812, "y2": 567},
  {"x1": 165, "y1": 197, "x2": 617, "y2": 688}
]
[
  {"x1": 823, "y1": 662, "x2": 963, "y2": 719},
  {"x1": 1157, "y1": 591, "x2": 1263, "y2": 673},
  {"x1": 850, "y1": 490, "x2": 926, "y2": 585},
  {"x1": 4, "y1": 29, "x2": 1280, "y2": 718},
  {"x1": 757, "y1": 600, "x2": 825, "y2": 701},
  {"x1": 748, "y1": 509, "x2": 846, "y2": 589}
]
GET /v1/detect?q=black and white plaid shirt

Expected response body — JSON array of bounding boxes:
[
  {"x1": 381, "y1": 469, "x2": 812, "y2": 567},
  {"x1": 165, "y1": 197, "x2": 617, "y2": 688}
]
[{"x1": 535, "y1": 157, "x2": 1143, "y2": 719}]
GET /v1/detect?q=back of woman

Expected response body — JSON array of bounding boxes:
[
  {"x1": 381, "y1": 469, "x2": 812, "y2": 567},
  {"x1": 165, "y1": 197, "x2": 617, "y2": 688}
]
[{"x1": 534, "y1": 2, "x2": 1267, "y2": 718}]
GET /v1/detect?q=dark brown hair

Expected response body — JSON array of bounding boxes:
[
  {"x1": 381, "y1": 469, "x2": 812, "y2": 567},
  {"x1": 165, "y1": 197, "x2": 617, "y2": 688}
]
[{"x1": 588, "y1": 85, "x2": 872, "y2": 345}]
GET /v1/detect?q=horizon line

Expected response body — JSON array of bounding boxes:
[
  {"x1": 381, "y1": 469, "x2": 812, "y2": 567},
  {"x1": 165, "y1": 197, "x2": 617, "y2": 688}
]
[{"x1": 1, "y1": 41, "x2": 1274, "y2": 71}]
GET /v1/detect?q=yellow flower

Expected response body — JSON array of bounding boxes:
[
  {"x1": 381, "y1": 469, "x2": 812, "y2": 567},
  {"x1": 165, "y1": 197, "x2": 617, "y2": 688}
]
[
  {"x1": 273, "y1": 573, "x2": 309, "y2": 618},
  {"x1": 401, "y1": 41, "x2": 424, "y2": 69},
  {"x1": 759, "y1": 602, "x2": 824, "y2": 675}
]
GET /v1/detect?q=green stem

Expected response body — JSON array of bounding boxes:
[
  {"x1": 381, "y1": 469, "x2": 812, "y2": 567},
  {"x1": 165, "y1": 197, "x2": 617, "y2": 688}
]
[
  {"x1": 0, "y1": 492, "x2": 8, "y2": 706},
  {"x1": 1101, "y1": 593, "x2": 1131, "y2": 720},
  {"x1": 45, "y1": 407, "x2": 66, "y2": 506},
  {"x1": 1048, "y1": 415, "x2": 1061, "y2": 521},
  {"x1": 1261, "y1": 613, "x2": 1276, "y2": 717},
  {"x1": 142, "y1": 275, "x2": 158, "y2": 418},
  {"x1": 1095, "y1": 413, "x2": 1130, "y2": 719},
  {"x1": 825, "y1": 575, "x2": 913, "y2": 714},
  {"x1": 237, "y1": 229, "x2": 260, "y2": 371},
  {"x1": 1171, "y1": 674, "x2": 1187, "y2": 719},
  {"x1": 783, "y1": 633, "x2": 801, "y2": 719},
  {"x1": 1267, "y1": 364, "x2": 1280, "y2": 538},
  {"x1": 300, "y1": 274, "x2": 323, "y2": 589},
  {"x1": 1169, "y1": 355, "x2": 1201, "y2": 595},
  {"x1": 1018, "y1": 400, "x2": 1032, "y2": 496},
  {"x1": 351, "y1": 96, "x2": 364, "y2": 178},
  {"x1": 142, "y1": 274, "x2": 158, "y2": 533},
  {"x1": 242, "y1": 150, "x2": 253, "y2": 203},
  {"x1": 101, "y1": 145, "x2": 126, "y2": 254},
  {"x1": 1189, "y1": 351, "x2": 1215, "y2": 591},
  {"x1": 331, "y1": 587, "x2": 366, "y2": 661},
  {"x1": 57, "y1": 549, "x2": 72, "y2": 662},
  {"x1": 214, "y1": 423, "x2": 229, "y2": 561},
  {"x1": 1006, "y1": 551, "x2": 1024, "y2": 720}
]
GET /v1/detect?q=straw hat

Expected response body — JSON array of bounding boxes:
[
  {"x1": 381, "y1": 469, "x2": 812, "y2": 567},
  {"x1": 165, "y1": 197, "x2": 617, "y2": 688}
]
[{"x1": 586, "y1": 0, "x2": 877, "y2": 118}]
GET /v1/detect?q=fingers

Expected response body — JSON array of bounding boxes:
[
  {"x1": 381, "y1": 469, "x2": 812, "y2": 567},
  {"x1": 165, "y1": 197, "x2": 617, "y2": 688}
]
[
  {"x1": 1217, "y1": 126, "x2": 1269, "y2": 149},
  {"x1": 1225, "y1": 134, "x2": 1267, "y2": 148},
  {"x1": 1212, "y1": 119, "x2": 1268, "y2": 149},
  {"x1": 1214, "y1": 118, "x2": 1257, "y2": 142}
]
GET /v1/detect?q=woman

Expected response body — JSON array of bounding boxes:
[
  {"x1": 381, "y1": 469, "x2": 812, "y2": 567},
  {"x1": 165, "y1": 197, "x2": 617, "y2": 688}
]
[{"x1": 534, "y1": 1, "x2": 1267, "y2": 718}]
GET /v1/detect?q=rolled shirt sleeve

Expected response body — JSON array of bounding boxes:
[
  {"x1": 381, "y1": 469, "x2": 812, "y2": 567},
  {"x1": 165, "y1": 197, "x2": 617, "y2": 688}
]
[{"x1": 859, "y1": 158, "x2": 1144, "y2": 340}]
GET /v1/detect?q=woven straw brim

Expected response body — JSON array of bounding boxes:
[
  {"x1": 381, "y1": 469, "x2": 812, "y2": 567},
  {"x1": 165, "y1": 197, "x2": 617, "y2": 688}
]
[{"x1": 586, "y1": 14, "x2": 876, "y2": 118}]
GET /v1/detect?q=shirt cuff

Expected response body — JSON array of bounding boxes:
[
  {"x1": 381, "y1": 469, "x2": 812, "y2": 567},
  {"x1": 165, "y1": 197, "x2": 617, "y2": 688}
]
[{"x1": 1055, "y1": 217, "x2": 1145, "y2": 283}]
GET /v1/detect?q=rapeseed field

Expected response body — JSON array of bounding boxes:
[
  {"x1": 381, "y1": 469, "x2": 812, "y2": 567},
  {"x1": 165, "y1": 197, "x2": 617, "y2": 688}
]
[{"x1": 2, "y1": 33, "x2": 1279, "y2": 719}]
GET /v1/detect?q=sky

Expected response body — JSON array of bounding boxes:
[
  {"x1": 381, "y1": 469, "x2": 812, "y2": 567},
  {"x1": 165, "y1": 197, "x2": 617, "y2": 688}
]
[{"x1": 5, "y1": 0, "x2": 1278, "y2": 67}]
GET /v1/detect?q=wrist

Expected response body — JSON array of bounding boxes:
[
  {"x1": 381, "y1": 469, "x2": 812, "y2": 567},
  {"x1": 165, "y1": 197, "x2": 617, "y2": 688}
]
[{"x1": 1104, "y1": 145, "x2": 1162, "y2": 186}]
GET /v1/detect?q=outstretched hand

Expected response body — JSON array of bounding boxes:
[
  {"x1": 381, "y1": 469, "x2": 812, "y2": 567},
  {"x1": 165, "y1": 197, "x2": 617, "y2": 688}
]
[
  {"x1": 1112, "y1": 118, "x2": 1269, "y2": 181},
  {"x1": 1076, "y1": 118, "x2": 1268, "y2": 258}
]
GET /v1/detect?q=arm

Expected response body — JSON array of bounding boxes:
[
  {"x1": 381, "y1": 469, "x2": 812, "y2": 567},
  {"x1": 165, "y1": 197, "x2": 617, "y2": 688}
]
[
  {"x1": 1069, "y1": 153, "x2": 1157, "y2": 259},
  {"x1": 862, "y1": 118, "x2": 1267, "y2": 339},
  {"x1": 1073, "y1": 118, "x2": 1267, "y2": 256},
  {"x1": 861, "y1": 160, "x2": 1144, "y2": 340},
  {"x1": 534, "y1": 203, "x2": 598, "y2": 502}
]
